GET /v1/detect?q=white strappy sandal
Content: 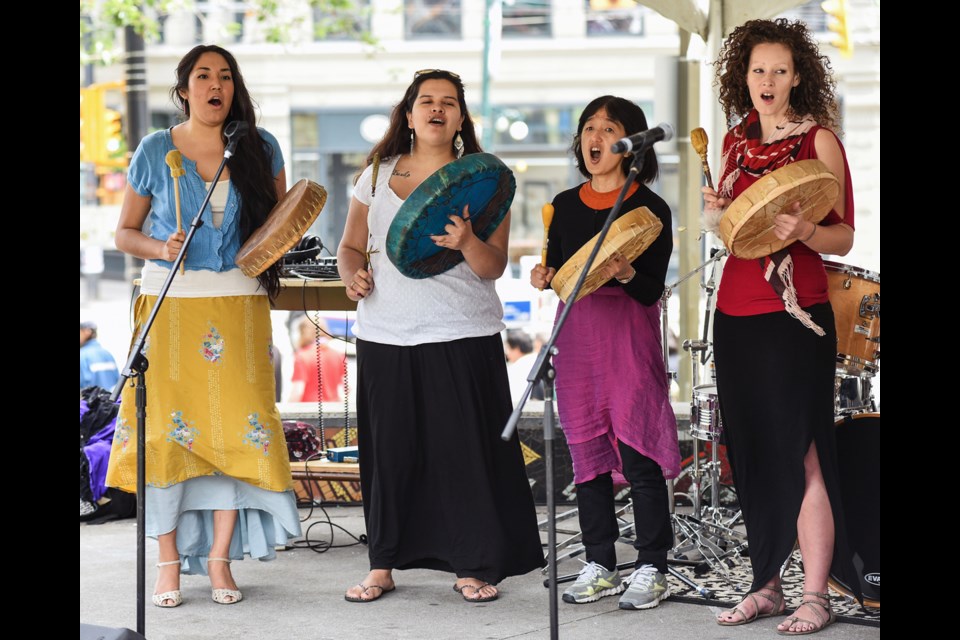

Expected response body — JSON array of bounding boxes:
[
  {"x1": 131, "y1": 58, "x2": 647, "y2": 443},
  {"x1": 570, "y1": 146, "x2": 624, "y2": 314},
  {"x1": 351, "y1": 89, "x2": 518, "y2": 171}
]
[
  {"x1": 208, "y1": 557, "x2": 243, "y2": 604},
  {"x1": 152, "y1": 559, "x2": 183, "y2": 608}
]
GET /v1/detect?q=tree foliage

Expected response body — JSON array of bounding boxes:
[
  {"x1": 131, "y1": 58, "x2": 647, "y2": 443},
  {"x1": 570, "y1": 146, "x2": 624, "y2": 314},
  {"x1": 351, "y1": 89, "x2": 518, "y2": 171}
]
[{"x1": 80, "y1": 0, "x2": 374, "y2": 65}]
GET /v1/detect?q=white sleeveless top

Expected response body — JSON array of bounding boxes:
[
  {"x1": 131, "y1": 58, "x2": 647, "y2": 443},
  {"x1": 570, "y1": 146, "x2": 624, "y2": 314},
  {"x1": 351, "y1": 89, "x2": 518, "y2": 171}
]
[{"x1": 351, "y1": 155, "x2": 505, "y2": 346}]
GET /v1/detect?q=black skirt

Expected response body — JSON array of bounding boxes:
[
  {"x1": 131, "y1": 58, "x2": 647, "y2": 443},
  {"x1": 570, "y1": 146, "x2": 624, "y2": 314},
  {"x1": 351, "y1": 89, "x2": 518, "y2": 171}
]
[
  {"x1": 714, "y1": 304, "x2": 861, "y2": 599},
  {"x1": 356, "y1": 334, "x2": 545, "y2": 584}
]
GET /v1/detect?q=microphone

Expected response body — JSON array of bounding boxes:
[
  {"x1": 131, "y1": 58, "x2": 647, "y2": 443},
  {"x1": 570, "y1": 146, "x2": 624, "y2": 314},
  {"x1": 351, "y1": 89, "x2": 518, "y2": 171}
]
[
  {"x1": 610, "y1": 123, "x2": 674, "y2": 154},
  {"x1": 224, "y1": 121, "x2": 250, "y2": 157}
]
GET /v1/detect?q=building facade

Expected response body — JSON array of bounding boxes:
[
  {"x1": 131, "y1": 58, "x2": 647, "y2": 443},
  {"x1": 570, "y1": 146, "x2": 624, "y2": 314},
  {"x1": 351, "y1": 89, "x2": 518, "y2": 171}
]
[{"x1": 83, "y1": 0, "x2": 880, "y2": 274}]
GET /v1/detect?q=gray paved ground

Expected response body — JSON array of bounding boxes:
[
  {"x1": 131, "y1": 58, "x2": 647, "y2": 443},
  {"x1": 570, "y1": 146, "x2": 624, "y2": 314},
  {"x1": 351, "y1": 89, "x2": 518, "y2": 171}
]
[{"x1": 80, "y1": 506, "x2": 881, "y2": 640}]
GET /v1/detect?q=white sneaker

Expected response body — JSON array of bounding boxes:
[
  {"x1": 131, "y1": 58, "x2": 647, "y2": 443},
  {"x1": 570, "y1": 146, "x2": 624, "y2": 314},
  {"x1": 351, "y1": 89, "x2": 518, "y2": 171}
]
[
  {"x1": 618, "y1": 564, "x2": 670, "y2": 610},
  {"x1": 562, "y1": 561, "x2": 625, "y2": 604}
]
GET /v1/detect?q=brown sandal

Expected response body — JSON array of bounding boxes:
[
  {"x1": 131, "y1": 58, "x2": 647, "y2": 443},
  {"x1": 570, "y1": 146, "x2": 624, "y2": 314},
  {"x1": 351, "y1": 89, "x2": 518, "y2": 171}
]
[
  {"x1": 717, "y1": 587, "x2": 785, "y2": 626},
  {"x1": 777, "y1": 591, "x2": 836, "y2": 635}
]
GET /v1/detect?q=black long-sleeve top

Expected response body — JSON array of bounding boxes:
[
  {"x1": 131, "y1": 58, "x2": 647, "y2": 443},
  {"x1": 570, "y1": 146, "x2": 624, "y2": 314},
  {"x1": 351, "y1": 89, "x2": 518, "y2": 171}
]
[{"x1": 546, "y1": 183, "x2": 673, "y2": 306}]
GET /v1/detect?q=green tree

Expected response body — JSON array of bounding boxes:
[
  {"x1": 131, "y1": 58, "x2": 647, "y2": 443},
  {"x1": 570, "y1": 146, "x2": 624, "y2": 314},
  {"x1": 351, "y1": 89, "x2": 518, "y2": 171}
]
[{"x1": 80, "y1": 0, "x2": 374, "y2": 65}]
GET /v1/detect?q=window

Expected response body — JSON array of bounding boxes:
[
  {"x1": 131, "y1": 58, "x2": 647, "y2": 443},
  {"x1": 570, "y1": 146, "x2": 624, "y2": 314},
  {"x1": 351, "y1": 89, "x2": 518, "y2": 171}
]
[
  {"x1": 158, "y1": 2, "x2": 247, "y2": 46},
  {"x1": 405, "y1": 0, "x2": 462, "y2": 40},
  {"x1": 502, "y1": 0, "x2": 551, "y2": 38},
  {"x1": 490, "y1": 106, "x2": 574, "y2": 148},
  {"x1": 314, "y1": 0, "x2": 372, "y2": 41},
  {"x1": 292, "y1": 113, "x2": 321, "y2": 150},
  {"x1": 585, "y1": 0, "x2": 645, "y2": 37},
  {"x1": 776, "y1": 0, "x2": 827, "y2": 32}
]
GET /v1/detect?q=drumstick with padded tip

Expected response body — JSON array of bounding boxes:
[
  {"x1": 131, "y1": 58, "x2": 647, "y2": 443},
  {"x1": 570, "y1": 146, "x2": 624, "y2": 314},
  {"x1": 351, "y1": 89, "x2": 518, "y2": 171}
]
[
  {"x1": 164, "y1": 150, "x2": 187, "y2": 274},
  {"x1": 690, "y1": 127, "x2": 714, "y2": 191},
  {"x1": 539, "y1": 203, "x2": 554, "y2": 291}
]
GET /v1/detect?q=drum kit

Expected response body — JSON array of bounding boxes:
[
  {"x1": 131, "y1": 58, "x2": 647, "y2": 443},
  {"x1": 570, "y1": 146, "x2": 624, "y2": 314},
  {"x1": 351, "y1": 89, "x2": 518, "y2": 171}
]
[{"x1": 824, "y1": 260, "x2": 880, "y2": 608}]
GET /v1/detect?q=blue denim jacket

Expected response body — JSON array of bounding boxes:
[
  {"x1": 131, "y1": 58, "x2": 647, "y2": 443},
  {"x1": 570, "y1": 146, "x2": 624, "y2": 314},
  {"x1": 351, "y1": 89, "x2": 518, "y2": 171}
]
[{"x1": 127, "y1": 127, "x2": 284, "y2": 272}]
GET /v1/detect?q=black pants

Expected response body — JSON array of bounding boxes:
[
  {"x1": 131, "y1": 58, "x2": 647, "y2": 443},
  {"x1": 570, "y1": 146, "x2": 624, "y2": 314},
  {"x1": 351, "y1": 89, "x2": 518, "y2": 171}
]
[{"x1": 576, "y1": 440, "x2": 671, "y2": 574}]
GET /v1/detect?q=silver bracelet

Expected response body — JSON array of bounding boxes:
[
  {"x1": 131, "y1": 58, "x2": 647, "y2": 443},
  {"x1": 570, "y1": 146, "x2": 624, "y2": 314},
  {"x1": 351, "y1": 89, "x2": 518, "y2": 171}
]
[{"x1": 616, "y1": 269, "x2": 636, "y2": 285}]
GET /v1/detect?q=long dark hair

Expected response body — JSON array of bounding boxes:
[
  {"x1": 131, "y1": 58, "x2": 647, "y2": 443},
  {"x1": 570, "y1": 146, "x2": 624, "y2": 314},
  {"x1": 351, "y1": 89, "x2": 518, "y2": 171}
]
[
  {"x1": 573, "y1": 96, "x2": 659, "y2": 185},
  {"x1": 171, "y1": 45, "x2": 281, "y2": 298},
  {"x1": 362, "y1": 70, "x2": 481, "y2": 170},
  {"x1": 714, "y1": 19, "x2": 840, "y2": 132}
]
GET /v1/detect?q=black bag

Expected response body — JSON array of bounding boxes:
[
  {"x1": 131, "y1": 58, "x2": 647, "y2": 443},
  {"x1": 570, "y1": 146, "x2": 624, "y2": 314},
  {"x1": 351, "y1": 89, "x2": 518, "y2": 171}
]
[{"x1": 283, "y1": 420, "x2": 322, "y2": 461}]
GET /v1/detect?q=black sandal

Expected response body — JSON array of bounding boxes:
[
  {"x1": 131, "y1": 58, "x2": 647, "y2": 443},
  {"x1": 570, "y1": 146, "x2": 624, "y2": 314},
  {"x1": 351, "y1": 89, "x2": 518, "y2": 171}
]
[
  {"x1": 453, "y1": 581, "x2": 499, "y2": 603},
  {"x1": 344, "y1": 583, "x2": 395, "y2": 603}
]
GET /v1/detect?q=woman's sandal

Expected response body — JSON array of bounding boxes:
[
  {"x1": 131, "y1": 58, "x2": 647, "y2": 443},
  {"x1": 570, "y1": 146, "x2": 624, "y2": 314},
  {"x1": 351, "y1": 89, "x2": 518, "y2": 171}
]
[
  {"x1": 453, "y1": 581, "x2": 499, "y2": 603},
  {"x1": 716, "y1": 586, "x2": 785, "y2": 626},
  {"x1": 344, "y1": 583, "x2": 396, "y2": 603},
  {"x1": 208, "y1": 557, "x2": 243, "y2": 605},
  {"x1": 152, "y1": 559, "x2": 183, "y2": 608},
  {"x1": 777, "y1": 590, "x2": 836, "y2": 636}
]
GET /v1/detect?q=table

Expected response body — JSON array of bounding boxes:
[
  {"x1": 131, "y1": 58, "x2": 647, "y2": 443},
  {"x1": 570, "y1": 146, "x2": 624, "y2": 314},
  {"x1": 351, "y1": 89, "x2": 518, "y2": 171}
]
[
  {"x1": 289, "y1": 460, "x2": 360, "y2": 482},
  {"x1": 273, "y1": 278, "x2": 356, "y2": 311}
]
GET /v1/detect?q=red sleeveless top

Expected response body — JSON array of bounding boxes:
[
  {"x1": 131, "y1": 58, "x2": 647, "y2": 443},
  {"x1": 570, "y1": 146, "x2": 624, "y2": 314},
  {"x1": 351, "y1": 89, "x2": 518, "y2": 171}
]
[{"x1": 716, "y1": 125, "x2": 855, "y2": 316}]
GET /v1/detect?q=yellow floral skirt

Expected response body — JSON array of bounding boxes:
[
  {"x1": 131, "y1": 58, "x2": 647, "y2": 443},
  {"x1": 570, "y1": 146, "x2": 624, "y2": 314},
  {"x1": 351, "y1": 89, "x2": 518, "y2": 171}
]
[{"x1": 106, "y1": 293, "x2": 293, "y2": 494}]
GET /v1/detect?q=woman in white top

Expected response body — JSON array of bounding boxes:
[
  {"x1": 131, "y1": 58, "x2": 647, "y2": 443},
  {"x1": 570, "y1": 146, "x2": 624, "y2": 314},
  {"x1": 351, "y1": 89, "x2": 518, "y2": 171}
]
[{"x1": 338, "y1": 69, "x2": 544, "y2": 603}]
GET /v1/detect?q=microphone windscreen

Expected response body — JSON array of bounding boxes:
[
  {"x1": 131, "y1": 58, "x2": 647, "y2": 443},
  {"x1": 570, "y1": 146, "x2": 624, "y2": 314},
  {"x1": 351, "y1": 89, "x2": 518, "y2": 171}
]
[
  {"x1": 225, "y1": 121, "x2": 250, "y2": 139},
  {"x1": 658, "y1": 123, "x2": 675, "y2": 142}
]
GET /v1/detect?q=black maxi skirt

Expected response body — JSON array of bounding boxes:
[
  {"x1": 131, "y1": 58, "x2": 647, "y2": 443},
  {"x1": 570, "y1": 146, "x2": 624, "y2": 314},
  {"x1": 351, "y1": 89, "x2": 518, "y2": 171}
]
[
  {"x1": 356, "y1": 334, "x2": 546, "y2": 584},
  {"x1": 714, "y1": 303, "x2": 861, "y2": 599}
]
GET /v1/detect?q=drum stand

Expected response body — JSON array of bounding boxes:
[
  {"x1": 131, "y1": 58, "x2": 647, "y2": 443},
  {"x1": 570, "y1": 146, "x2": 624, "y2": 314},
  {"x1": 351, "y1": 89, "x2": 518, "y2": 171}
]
[
  {"x1": 664, "y1": 249, "x2": 749, "y2": 587},
  {"x1": 545, "y1": 503, "x2": 717, "y2": 600},
  {"x1": 538, "y1": 502, "x2": 634, "y2": 570}
]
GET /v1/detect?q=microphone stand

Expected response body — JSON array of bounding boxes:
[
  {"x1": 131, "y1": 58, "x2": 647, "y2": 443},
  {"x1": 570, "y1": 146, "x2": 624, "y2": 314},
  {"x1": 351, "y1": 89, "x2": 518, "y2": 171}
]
[
  {"x1": 502, "y1": 150, "x2": 650, "y2": 640},
  {"x1": 108, "y1": 121, "x2": 246, "y2": 636}
]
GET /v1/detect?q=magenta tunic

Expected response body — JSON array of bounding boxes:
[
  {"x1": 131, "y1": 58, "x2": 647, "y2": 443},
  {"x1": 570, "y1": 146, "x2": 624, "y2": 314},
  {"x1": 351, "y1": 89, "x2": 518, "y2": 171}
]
[{"x1": 553, "y1": 287, "x2": 680, "y2": 484}]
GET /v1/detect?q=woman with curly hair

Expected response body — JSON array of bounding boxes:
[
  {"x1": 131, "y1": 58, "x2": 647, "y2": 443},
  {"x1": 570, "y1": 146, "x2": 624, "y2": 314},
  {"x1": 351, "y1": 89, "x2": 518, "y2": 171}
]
[{"x1": 702, "y1": 19, "x2": 861, "y2": 634}]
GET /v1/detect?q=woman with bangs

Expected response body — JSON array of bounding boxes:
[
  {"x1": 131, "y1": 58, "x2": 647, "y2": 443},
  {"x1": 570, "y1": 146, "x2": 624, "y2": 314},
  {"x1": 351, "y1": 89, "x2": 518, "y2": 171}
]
[{"x1": 530, "y1": 96, "x2": 679, "y2": 612}]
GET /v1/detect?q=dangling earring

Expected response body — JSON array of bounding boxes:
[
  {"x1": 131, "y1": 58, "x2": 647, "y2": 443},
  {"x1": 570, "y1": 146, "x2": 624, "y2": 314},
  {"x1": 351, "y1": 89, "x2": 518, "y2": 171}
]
[
  {"x1": 454, "y1": 132, "x2": 464, "y2": 159},
  {"x1": 410, "y1": 129, "x2": 415, "y2": 154}
]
